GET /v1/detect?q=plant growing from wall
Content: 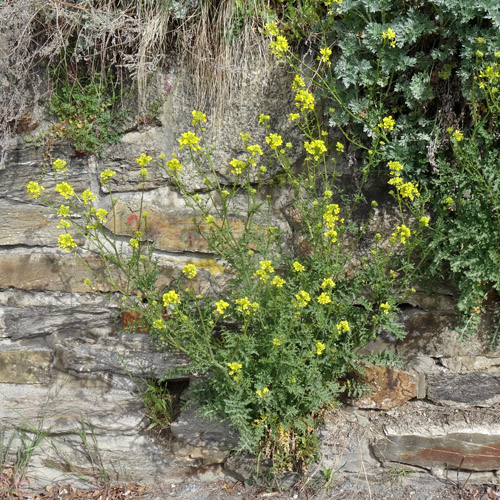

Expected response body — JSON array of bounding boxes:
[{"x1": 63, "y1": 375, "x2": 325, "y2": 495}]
[{"x1": 27, "y1": 91, "x2": 429, "y2": 471}]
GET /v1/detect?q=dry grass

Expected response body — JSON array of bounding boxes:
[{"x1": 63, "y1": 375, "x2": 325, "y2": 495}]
[{"x1": 0, "y1": 0, "x2": 274, "y2": 164}]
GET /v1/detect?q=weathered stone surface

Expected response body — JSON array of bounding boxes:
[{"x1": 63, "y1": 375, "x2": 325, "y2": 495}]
[
  {"x1": 0, "y1": 347, "x2": 52, "y2": 383},
  {"x1": 107, "y1": 199, "x2": 246, "y2": 253},
  {"x1": 0, "y1": 289, "x2": 118, "y2": 340},
  {"x1": 318, "y1": 409, "x2": 381, "y2": 473},
  {"x1": 0, "y1": 251, "x2": 182, "y2": 292},
  {"x1": 170, "y1": 403, "x2": 239, "y2": 460},
  {"x1": 397, "y1": 309, "x2": 500, "y2": 358},
  {"x1": 352, "y1": 363, "x2": 417, "y2": 410},
  {"x1": 373, "y1": 433, "x2": 500, "y2": 471},
  {"x1": 440, "y1": 356, "x2": 500, "y2": 374},
  {"x1": 1, "y1": 144, "x2": 91, "y2": 203},
  {"x1": 427, "y1": 373, "x2": 500, "y2": 407},
  {"x1": 0, "y1": 200, "x2": 80, "y2": 247},
  {"x1": 55, "y1": 332, "x2": 188, "y2": 386}
]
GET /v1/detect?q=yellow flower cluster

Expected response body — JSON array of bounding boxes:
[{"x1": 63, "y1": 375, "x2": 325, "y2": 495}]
[
  {"x1": 256, "y1": 387, "x2": 269, "y2": 398},
  {"x1": 81, "y1": 189, "x2": 97, "y2": 205},
  {"x1": 254, "y1": 260, "x2": 275, "y2": 282},
  {"x1": 378, "y1": 115, "x2": 396, "y2": 131},
  {"x1": 178, "y1": 131, "x2": 201, "y2": 151},
  {"x1": 293, "y1": 261, "x2": 305, "y2": 272},
  {"x1": 236, "y1": 297, "x2": 259, "y2": 315},
  {"x1": 214, "y1": 299, "x2": 229, "y2": 315},
  {"x1": 382, "y1": 27, "x2": 396, "y2": 48},
  {"x1": 316, "y1": 341, "x2": 326, "y2": 356},
  {"x1": 294, "y1": 290, "x2": 311, "y2": 308},
  {"x1": 265, "y1": 133, "x2": 283, "y2": 150},
  {"x1": 269, "y1": 35, "x2": 289, "y2": 59},
  {"x1": 304, "y1": 139, "x2": 327, "y2": 160},
  {"x1": 273, "y1": 337, "x2": 281, "y2": 347},
  {"x1": 230, "y1": 158, "x2": 246, "y2": 175},
  {"x1": 318, "y1": 47, "x2": 332, "y2": 66},
  {"x1": 58, "y1": 233, "x2": 77, "y2": 251},
  {"x1": 53, "y1": 158, "x2": 68, "y2": 173},
  {"x1": 56, "y1": 182, "x2": 75, "y2": 200},
  {"x1": 271, "y1": 275, "x2": 286, "y2": 288},
  {"x1": 387, "y1": 160, "x2": 420, "y2": 201},
  {"x1": 153, "y1": 319, "x2": 166, "y2": 330},
  {"x1": 295, "y1": 89, "x2": 315, "y2": 112},
  {"x1": 182, "y1": 263, "x2": 197, "y2": 279},
  {"x1": 336, "y1": 320, "x2": 350, "y2": 333},
  {"x1": 191, "y1": 110, "x2": 207, "y2": 125},
  {"x1": 167, "y1": 158, "x2": 183, "y2": 173},
  {"x1": 317, "y1": 292, "x2": 332, "y2": 305},
  {"x1": 292, "y1": 75, "x2": 306, "y2": 90},
  {"x1": 390, "y1": 224, "x2": 411, "y2": 245},
  {"x1": 323, "y1": 203, "x2": 341, "y2": 242},
  {"x1": 228, "y1": 362, "x2": 242, "y2": 381},
  {"x1": 100, "y1": 169, "x2": 116, "y2": 182},
  {"x1": 380, "y1": 302, "x2": 391, "y2": 314},
  {"x1": 26, "y1": 181, "x2": 44, "y2": 199},
  {"x1": 135, "y1": 153, "x2": 152, "y2": 168},
  {"x1": 321, "y1": 278, "x2": 335, "y2": 289},
  {"x1": 163, "y1": 290, "x2": 181, "y2": 306}
]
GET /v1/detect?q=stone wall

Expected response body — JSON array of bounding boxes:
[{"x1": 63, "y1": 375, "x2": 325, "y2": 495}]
[{"x1": 2, "y1": 52, "x2": 500, "y2": 491}]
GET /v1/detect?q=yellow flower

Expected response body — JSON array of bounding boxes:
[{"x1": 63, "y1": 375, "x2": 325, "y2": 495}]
[
  {"x1": 57, "y1": 219, "x2": 70, "y2": 229},
  {"x1": 399, "y1": 182, "x2": 420, "y2": 201},
  {"x1": 382, "y1": 27, "x2": 396, "y2": 47},
  {"x1": 182, "y1": 263, "x2": 197, "y2": 279},
  {"x1": 205, "y1": 214, "x2": 215, "y2": 224},
  {"x1": 100, "y1": 169, "x2": 116, "y2": 182},
  {"x1": 292, "y1": 75, "x2": 306, "y2": 90},
  {"x1": 390, "y1": 224, "x2": 411, "y2": 244},
  {"x1": 336, "y1": 320, "x2": 350, "y2": 333},
  {"x1": 270, "y1": 35, "x2": 289, "y2": 58},
  {"x1": 129, "y1": 238, "x2": 139, "y2": 248},
  {"x1": 163, "y1": 290, "x2": 181, "y2": 306},
  {"x1": 324, "y1": 190, "x2": 333, "y2": 199},
  {"x1": 26, "y1": 181, "x2": 44, "y2": 199},
  {"x1": 378, "y1": 116, "x2": 396, "y2": 131},
  {"x1": 178, "y1": 131, "x2": 201, "y2": 151},
  {"x1": 317, "y1": 292, "x2": 332, "y2": 305},
  {"x1": 304, "y1": 139, "x2": 327, "y2": 160},
  {"x1": 295, "y1": 89, "x2": 315, "y2": 111},
  {"x1": 259, "y1": 260, "x2": 274, "y2": 273},
  {"x1": 236, "y1": 297, "x2": 259, "y2": 315},
  {"x1": 270, "y1": 276, "x2": 286, "y2": 288},
  {"x1": 58, "y1": 233, "x2": 77, "y2": 251},
  {"x1": 228, "y1": 362, "x2": 243, "y2": 381},
  {"x1": 265, "y1": 21, "x2": 279, "y2": 37},
  {"x1": 256, "y1": 387, "x2": 269, "y2": 398},
  {"x1": 265, "y1": 133, "x2": 283, "y2": 150},
  {"x1": 57, "y1": 205, "x2": 70, "y2": 217},
  {"x1": 318, "y1": 47, "x2": 332, "y2": 66},
  {"x1": 452, "y1": 129, "x2": 463, "y2": 142},
  {"x1": 293, "y1": 261, "x2": 305, "y2": 272},
  {"x1": 153, "y1": 319, "x2": 166, "y2": 330},
  {"x1": 139, "y1": 168, "x2": 148, "y2": 178},
  {"x1": 273, "y1": 337, "x2": 281, "y2": 347},
  {"x1": 81, "y1": 189, "x2": 97, "y2": 204},
  {"x1": 191, "y1": 110, "x2": 207, "y2": 125},
  {"x1": 55, "y1": 182, "x2": 75, "y2": 200},
  {"x1": 380, "y1": 302, "x2": 391, "y2": 314},
  {"x1": 247, "y1": 144, "x2": 263, "y2": 156},
  {"x1": 94, "y1": 208, "x2": 108, "y2": 222},
  {"x1": 289, "y1": 113, "x2": 300, "y2": 121},
  {"x1": 336, "y1": 142, "x2": 344, "y2": 153},
  {"x1": 53, "y1": 158, "x2": 68, "y2": 173},
  {"x1": 83, "y1": 278, "x2": 91, "y2": 287},
  {"x1": 258, "y1": 114, "x2": 270, "y2": 124},
  {"x1": 321, "y1": 278, "x2": 335, "y2": 289},
  {"x1": 135, "y1": 153, "x2": 152, "y2": 167},
  {"x1": 230, "y1": 158, "x2": 246, "y2": 175},
  {"x1": 167, "y1": 158, "x2": 183, "y2": 173},
  {"x1": 214, "y1": 300, "x2": 229, "y2": 315},
  {"x1": 420, "y1": 216, "x2": 430, "y2": 226},
  {"x1": 294, "y1": 290, "x2": 311, "y2": 308},
  {"x1": 316, "y1": 341, "x2": 326, "y2": 356},
  {"x1": 388, "y1": 160, "x2": 404, "y2": 174}
]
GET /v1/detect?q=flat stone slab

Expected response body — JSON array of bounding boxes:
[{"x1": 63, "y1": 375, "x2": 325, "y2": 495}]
[
  {"x1": 0, "y1": 347, "x2": 52, "y2": 383},
  {"x1": 427, "y1": 372, "x2": 500, "y2": 407},
  {"x1": 373, "y1": 433, "x2": 500, "y2": 471}
]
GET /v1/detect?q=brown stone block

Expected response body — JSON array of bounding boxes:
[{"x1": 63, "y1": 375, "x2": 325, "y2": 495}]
[
  {"x1": 106, "y1": 200, "x2": 246, "y2": 253},
  {"x1": 352, "y1": 362, "x2": 417, "y2": 410}
]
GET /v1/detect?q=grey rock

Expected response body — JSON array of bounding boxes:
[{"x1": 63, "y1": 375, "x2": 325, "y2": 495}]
[{"x1": 427, "y1": 372, "x2": 500, "y2": 407}]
